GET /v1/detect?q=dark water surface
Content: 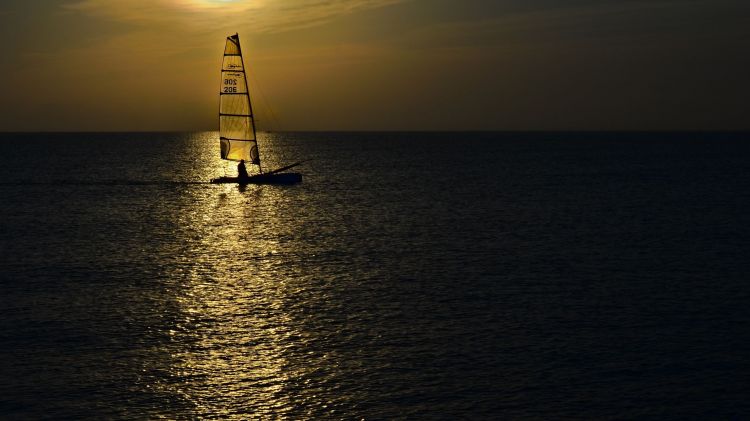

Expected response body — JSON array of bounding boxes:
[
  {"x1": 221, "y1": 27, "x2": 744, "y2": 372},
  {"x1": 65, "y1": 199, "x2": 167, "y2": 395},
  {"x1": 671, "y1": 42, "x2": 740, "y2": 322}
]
[{"x1": 1, "y1": 132, "x2": 749, "y2": 419}]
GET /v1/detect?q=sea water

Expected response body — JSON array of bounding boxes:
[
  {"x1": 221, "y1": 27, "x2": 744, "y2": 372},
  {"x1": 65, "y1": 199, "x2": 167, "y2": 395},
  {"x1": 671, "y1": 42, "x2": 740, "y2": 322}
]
[{"x1": 1, "y1": 131, "x2": 749, "y2": 418}]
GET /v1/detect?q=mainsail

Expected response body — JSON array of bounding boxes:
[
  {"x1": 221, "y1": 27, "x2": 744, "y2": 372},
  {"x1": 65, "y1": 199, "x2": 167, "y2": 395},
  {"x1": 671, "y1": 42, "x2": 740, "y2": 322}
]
[{"x1": 219, "y1": 34, "x2": 260, "y2": 167}]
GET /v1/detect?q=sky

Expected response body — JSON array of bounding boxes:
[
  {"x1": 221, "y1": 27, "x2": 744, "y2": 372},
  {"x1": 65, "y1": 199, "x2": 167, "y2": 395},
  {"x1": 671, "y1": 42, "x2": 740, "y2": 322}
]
[{"x1": 0, "y1": 0, "x2": 748, "y2": 131}]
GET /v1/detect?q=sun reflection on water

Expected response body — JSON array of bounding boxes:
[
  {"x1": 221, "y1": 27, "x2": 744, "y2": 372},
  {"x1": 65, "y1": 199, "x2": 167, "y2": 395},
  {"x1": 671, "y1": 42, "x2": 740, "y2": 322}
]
[{"x1": 158, "y1": 132, "x2": 308, "y2": 417}]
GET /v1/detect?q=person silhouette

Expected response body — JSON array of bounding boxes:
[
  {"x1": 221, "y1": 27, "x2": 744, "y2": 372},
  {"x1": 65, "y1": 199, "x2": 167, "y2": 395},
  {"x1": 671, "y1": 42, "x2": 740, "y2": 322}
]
[{"x1": 238, "y1": 159, "x2": 249, "y2": 179}]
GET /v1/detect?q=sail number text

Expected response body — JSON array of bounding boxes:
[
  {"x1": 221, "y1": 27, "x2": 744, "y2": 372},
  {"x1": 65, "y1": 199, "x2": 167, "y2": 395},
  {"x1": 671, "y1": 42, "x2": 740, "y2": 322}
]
[{"x1": 223, "y1": 78, "x2": 238, "y2": 93}]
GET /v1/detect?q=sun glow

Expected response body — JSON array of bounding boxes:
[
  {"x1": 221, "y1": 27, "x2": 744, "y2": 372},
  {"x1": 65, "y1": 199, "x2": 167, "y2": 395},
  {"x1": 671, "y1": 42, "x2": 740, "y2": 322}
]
[{"x1": 179, "y1": 0, "x2": 266, "y2": 11}]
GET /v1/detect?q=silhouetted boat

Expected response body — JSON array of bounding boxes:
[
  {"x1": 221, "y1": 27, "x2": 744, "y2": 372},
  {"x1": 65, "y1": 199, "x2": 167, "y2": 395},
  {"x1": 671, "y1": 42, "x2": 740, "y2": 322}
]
[{"x1": 211, "y1": 34, "x2": 302, "y2": 185}]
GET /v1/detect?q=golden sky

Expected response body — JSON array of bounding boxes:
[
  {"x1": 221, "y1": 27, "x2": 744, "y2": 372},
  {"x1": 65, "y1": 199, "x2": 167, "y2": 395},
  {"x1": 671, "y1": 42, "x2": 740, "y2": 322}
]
[{"x1": 0, "y1": 0, "x2": 748, "y2": 131}]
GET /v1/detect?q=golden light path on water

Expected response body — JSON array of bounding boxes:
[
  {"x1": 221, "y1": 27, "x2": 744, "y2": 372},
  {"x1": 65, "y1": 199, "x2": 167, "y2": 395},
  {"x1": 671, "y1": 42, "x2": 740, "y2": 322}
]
[{"x1": 152, "y1": 132, "x2": 316, "y2": 417}]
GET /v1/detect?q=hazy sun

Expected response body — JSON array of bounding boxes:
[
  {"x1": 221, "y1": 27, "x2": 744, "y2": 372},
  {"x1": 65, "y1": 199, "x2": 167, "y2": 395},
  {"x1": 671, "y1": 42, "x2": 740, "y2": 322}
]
[{"x1": 182, "y1": 0, "x2": 252, "y2": 8}]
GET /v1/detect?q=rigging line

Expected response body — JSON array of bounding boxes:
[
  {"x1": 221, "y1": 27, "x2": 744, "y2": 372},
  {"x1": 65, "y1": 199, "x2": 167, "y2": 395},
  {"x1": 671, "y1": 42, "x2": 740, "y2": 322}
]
[{"x1": 247, "y1": 67, "x2": 283, "y2": 132}]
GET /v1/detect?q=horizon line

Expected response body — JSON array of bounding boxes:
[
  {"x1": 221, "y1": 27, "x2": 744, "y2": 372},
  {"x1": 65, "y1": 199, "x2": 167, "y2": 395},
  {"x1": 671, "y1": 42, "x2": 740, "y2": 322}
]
[{"x1": 1, "y1": 129, "x2": 749, "y2": 134}]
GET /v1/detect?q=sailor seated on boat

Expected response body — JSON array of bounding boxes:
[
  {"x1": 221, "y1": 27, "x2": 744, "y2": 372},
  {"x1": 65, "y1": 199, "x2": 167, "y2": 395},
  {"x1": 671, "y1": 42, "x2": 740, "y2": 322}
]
[{"x1": 238, "y1": 159, "x2": 249, "y2": 179}]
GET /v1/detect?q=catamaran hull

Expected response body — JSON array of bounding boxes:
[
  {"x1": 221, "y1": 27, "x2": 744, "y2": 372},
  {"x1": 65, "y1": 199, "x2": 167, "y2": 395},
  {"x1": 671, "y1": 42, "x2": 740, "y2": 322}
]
[{"x1": 210, "y1": 172, "x2": 302, "y2": 185}]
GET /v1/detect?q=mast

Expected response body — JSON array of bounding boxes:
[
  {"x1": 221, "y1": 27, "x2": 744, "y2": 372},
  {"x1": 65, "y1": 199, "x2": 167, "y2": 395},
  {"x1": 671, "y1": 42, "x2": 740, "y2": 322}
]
[{"x1": 235, "y1": 34, "x2": 262, "y2": 174}]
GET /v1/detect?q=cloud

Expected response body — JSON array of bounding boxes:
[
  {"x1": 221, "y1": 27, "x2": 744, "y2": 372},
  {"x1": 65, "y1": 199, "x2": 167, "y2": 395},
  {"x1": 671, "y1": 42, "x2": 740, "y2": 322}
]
[
  {"x1": 387, "y1": 0, "x2": 738, "y2": 57},
  {"x1": 64, "y1": 0, "x2": 407, "y2": 34}
]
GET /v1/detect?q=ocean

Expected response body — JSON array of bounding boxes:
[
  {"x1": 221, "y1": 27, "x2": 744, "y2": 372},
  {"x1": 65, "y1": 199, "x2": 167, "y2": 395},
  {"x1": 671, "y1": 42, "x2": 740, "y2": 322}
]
[{"x1": 1, "y1": 131, "x2": 749, "y2": 419}]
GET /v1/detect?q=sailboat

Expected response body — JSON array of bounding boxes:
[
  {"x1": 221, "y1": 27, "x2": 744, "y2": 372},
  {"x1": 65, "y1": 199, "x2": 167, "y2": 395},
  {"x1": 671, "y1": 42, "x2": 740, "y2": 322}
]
[{"x1": 210, "y1": 34, "x2": 302, "y2": 185}]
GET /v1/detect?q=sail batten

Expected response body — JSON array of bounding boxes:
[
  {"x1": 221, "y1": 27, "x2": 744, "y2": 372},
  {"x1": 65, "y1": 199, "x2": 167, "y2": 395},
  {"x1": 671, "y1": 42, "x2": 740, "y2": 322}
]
[{"x1": 219, "y1": 33, "x2": 259, "y2": 165}]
